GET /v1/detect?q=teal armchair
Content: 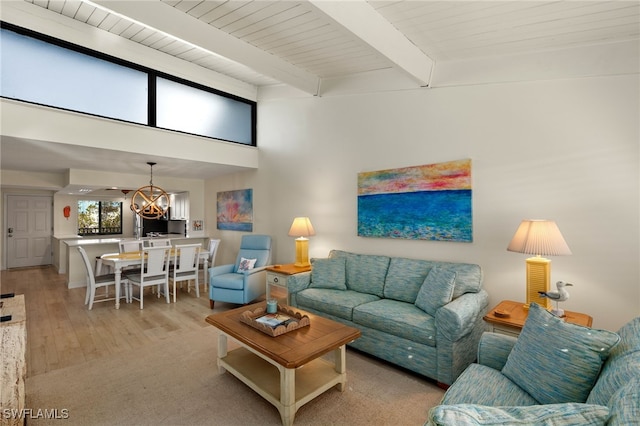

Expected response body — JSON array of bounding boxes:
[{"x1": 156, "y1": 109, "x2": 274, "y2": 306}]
[{"x1": 208, "y1": 235, "x2": 272, "y2": 309}]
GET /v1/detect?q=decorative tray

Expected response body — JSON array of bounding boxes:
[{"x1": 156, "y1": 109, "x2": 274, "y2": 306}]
[{"x1": 240, "y1": 304, "x2": 310, "y2": 337}]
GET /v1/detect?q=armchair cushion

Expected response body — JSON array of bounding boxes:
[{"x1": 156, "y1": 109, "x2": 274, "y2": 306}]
[
  {"x1": 441, "y1": 363, "x2": 537, "y2": 406},
  {"x1": 607, "y1": 376, "x2": 640, "y2": 426},
  {"x1": 502, "y1": 303, "x2": 620, "y2": 405},
  {"x1": 210, "y1": 273, "x2": 245, "y2": 290},
  {"x1": 310, "y1": 257, "x2": 346, "y2": 290},
  {"x1": 428, "y1": 403, "x2": 609, "y2": 426}
]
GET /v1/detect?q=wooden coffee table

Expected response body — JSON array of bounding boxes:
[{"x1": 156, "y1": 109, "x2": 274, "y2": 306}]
[{"x1": 205, "y1": 302, "x2": 361, "y2": 426}]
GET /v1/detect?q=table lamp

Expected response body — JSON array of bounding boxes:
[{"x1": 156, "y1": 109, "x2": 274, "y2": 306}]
[
  {"x1": 507, "y1": 219, "x2": 571, "y2": 309},
  {"x1": 288, "y1": 217, "x2": 315, "y2": 267}
]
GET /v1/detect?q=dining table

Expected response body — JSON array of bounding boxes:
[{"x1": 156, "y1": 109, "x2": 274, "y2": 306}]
[{"x1": 101, "y1": 248, "x2": 209, "y2": 309}]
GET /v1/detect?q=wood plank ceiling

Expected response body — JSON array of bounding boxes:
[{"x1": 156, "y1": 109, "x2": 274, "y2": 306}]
[{"x1": 23, "y1": 0, "x2": 640, "y2": 95}]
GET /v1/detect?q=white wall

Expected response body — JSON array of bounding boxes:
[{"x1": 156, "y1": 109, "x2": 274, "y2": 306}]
[{"x1": 206, "y1": 74, "x2": 639, "y2": 331}]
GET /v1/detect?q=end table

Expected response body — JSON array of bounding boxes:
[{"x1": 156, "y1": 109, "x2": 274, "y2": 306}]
[
  {"x1": 484, "y1": 300, "x2": 593, "y2": 337},
  {"x1": 266, "y1": 263, "x2": 311, "y2": 304}
]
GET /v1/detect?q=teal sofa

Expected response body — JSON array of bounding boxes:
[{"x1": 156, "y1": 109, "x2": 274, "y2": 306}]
[
  {"x1": 288, "y1": 249, "x2": 489, "y2": 386},
  {"x1": 427, "y1": 304, "x2": 640, "y2": 425}
]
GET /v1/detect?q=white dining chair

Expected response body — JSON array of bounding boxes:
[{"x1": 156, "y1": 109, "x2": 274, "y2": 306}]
[
  {"x1": 148, "y1": 239, "x2": 172, "y2": 247},
  {"x1": 125, "y1": 246, "x2": 171, "y2": 309},
  {"x1": 118, "y1": 240, "x2": 144, "y2": 274},
  {"x1": 169, "y1": 243, "x2": 201, "y2": 302},
  {"x1": 200, "y1": 238, "x2": 220, "y2": 291},
  {"x1": 78, "y1": 246, "x2": 128, "y2": 310},
  {"x1": 119, "y1": 240, "x2": 144, "y2": 253}
]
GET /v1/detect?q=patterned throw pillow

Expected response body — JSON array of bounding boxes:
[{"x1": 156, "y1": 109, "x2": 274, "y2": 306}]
[
  {"x1": 502, "y1": 303, "x2": 620, "y2": 404},
  {"x1": 414, "y1": 266, "x2": 456, "y2": 316},
  {"x1": 310, "y1": 257, "x2": 347, "y2": 290},
  {"x1": 237, "y1": 257, "x2": 257, "y2": 271}
]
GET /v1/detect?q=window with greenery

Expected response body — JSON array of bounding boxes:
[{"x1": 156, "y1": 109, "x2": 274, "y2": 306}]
[{"x1": 78, "y1": 201, "x2": 123, "y2": 236}]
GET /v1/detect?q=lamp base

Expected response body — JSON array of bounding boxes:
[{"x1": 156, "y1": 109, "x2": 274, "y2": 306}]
[
  {"x1": 293, "y1": 238, "x2": 310, "y2": 268},
  {"x1": 524, "y1": 256, "x2": 552, "y2": 310}
]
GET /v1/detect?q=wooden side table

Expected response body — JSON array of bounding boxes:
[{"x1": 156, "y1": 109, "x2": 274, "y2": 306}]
[
  {"x1": 265, "y1": 263, "x2": 311, "y2": 304},
  {"x1": 484, "y1": 300, "x2": 593, "y2": 337}
]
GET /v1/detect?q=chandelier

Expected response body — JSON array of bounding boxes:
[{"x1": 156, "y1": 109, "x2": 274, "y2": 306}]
[{"x1": 130, "y1": 162, "x2": 170, "y2": 219}]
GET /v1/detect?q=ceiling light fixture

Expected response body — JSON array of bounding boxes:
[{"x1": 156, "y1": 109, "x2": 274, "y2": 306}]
[{"x1": 130, "y1": 162, "x2": 170, "y2": 220}]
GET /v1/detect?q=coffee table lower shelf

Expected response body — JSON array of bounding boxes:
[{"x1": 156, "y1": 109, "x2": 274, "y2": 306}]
[{"x1": 217, "y1": 334, "x2": 346, "y2": 426}]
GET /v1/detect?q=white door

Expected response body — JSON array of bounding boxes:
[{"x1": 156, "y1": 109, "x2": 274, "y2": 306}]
[{"x1": 6, "y1": 195, "x2": 52, "y2": 268}]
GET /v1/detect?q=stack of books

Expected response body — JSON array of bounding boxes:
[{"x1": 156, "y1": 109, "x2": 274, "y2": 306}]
[{"x1": 256, "y1": 313, "x2": 296, "y2": 328}]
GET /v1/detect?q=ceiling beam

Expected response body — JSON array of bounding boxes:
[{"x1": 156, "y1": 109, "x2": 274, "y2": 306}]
[
  {"x1": 308, "y1": 0, "x2": 434, "y2": 87},
  {"x1": 92, "y1": 0, "x2": 320, "y2": 95}
]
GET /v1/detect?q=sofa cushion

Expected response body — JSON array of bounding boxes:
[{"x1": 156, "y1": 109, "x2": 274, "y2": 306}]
[
  {"x1": 310, "y1": 257, "x2": 347, "y2": 290},
  {"x1": 441, "y1": 363, "x2": 538, "y2": 406},
  {"x1": 606, "y1": 376, "x2": 640, "y2": 426},
  {"x1": 352, "y1": 299, "x2": 436, "y2": 347},
  {"x1": 330, "y1": 250, "x2": 389, "y2": 297},
  {"x1": 449, "y1": 263, "x2": 483, "y2": 299},
  {"x1": 415, "y1": 267, "x2": 456, "y2": 316},
  {"x1": 502, "y1": 303, "x2": 620, "y2": 405},
  {"x1": 383, "y1": 257, "x2": 430, "y2": 303},
  {"x1": 295, "y1": 288, "x2": 379, "y2": 321},
  {"x1": 428, "y1": 403, "x2": 609, "y2": 426}
]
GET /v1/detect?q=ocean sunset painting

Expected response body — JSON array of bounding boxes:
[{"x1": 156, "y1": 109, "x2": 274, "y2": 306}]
[{"x1": 357, "y1": 159, "x2": 472, "y2": 242}]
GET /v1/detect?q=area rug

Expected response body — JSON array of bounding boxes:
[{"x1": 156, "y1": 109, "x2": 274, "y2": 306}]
[{"x1": 26, "y1": 326, "x2": 444, "y2": 425}]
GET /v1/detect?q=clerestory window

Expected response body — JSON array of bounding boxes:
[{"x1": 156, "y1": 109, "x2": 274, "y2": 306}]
[{"x1": 0, "y1": 22, "x2": 256, "y2": 146}]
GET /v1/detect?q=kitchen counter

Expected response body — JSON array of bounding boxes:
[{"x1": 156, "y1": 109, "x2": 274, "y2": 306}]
[{"x1": 64, "y1": 236, "x2": 208, "y2": 289}]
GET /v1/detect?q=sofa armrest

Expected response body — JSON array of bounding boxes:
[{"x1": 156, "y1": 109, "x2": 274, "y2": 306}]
[
  {"x1": 426, "y1": 403, "x2": 609, "y2": 426},
  {"x1": 209, "y1": 264, "x2": 234, "y2": 277},
  {"x1": 477, "y1": 332, "x2": 518, "y2": 371},
  {"x1": 436, "y1": 290, "x2": 489, "y2": 342},
  {"x1": 286, "y1": 271, "x2": 312, "y2": 294}
]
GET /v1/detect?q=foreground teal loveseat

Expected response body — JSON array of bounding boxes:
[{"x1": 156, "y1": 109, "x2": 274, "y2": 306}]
[
  {"x1": 288, "y1": 249, "x2": 489, "y2": 386},
  {"x1": 427, "y1": 304, "x2": 640, "y2": 425}
]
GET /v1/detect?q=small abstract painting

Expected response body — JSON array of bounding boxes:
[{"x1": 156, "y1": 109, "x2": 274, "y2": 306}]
[
  {"x1": 358, "y1": 159, "x2": 472, "y2": 242},
  {"x1": 217, "y1": 189, "x2": 253, "y2": 232}
]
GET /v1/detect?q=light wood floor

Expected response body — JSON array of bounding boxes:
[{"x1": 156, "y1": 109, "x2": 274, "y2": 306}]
[{"x1": 1, "y1": 266, "x2": 240, "y2": 378}]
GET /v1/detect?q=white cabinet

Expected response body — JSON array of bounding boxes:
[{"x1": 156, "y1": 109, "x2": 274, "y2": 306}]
[{"x1": 170, "y1": 192, "x2": 189, "y2": 220}]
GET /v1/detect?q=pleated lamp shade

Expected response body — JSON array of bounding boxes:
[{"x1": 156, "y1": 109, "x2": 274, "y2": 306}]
[{"x1": 507, "y1": 220, "x2": 571, "y2": 309}]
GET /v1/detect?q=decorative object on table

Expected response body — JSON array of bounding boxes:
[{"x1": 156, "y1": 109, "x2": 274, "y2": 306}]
[
  {"x1": 357, "y1": 159, "x2": 472, "y2": 242},
  {"x1": 288, "y1": 217, "x2": 316, "y2": 267},
  {"x1": 507, "y1": 219, "x2": 572, "y2": 310},
  {"x1": 240, "y1": 304, "x2": 310, "y2": 336},
  {"x1": 266, "y1": 298, "x2": 278, "y2": 313},
  {"x1": 216, "y1": 188, "x2": 253, "y2": 231},
  {"x1": 539, "y1": 280, "x2": 573, "y2": 317},
  {"x1": 130, "y1": 162, "x2": 170, "y2": 220}
]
